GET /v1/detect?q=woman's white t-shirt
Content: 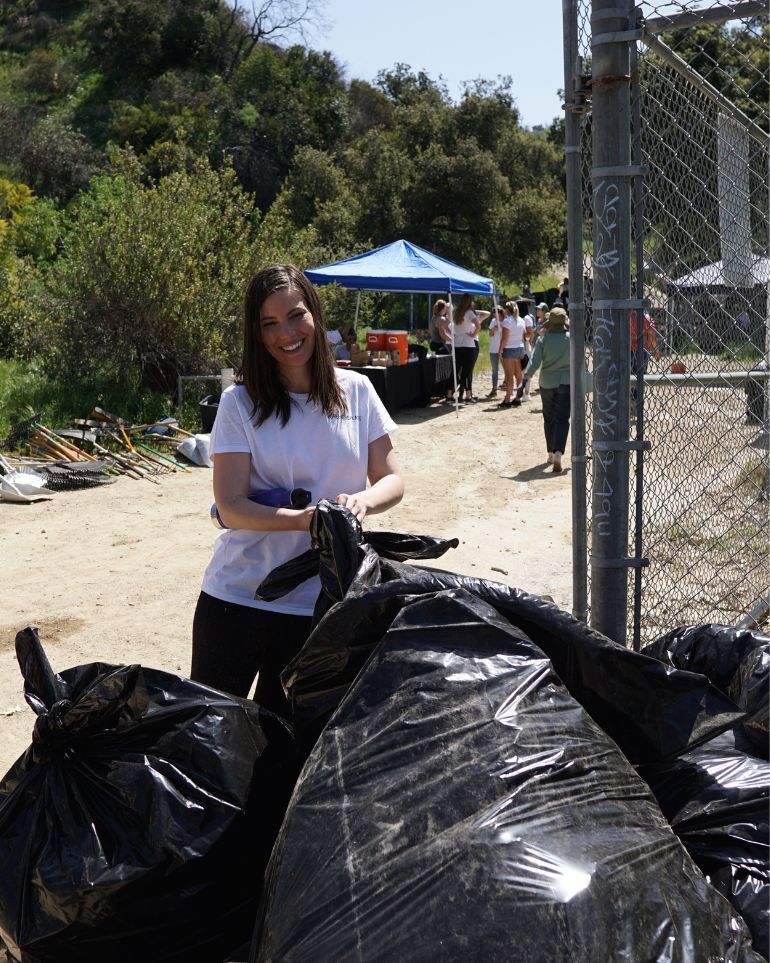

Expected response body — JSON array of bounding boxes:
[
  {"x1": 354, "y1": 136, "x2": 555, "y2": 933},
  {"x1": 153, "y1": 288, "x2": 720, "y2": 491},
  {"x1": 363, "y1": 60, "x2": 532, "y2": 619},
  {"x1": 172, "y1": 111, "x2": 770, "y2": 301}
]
[
  {"x1": 505, "y1": 316, "x2": 527, "y2": 350},
  {"x1": 201, "y1": 369, "x2": 396, "y2": 615},
  {"x1": 453, "y1": 310, "x2": 478, "y2": 349},
  {"x1": 498, "y1": 316, "x2": 513, "y2": 349}
]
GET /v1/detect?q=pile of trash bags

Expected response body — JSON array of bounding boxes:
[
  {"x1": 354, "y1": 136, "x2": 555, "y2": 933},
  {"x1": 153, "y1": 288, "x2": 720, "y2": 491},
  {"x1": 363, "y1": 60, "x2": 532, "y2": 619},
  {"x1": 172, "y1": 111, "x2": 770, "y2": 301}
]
[{"x1": 0, "y1": 501, "x2": 767, "y2": 962}]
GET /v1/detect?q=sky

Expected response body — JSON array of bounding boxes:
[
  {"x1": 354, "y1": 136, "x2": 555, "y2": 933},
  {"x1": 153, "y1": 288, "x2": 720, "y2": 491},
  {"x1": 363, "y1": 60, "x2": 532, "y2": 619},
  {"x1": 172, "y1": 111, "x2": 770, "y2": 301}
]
[{"x1": 314, "y1": 0, "x2": 565, "y2": 129}]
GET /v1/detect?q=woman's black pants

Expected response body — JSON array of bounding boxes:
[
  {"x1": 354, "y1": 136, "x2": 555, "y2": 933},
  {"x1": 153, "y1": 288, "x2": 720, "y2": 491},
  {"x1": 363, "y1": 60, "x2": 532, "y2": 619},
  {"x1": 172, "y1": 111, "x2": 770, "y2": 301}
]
[
  {"x1": 540, "y1": 383, "x2": 571, "y2": 454},
  {"x1": 455, "y1": 346, "x2": 476, "y2": 394},
  {"x1": 191, "y1": 591, "x2": 313, "y2": 719}
]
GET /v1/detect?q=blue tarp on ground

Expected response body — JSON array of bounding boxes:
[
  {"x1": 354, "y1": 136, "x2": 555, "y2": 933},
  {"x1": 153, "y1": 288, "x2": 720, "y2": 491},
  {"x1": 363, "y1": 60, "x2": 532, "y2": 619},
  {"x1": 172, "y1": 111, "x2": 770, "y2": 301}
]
[{"x1": 305, "y1": 239, "x2": 496, "y2": 295}]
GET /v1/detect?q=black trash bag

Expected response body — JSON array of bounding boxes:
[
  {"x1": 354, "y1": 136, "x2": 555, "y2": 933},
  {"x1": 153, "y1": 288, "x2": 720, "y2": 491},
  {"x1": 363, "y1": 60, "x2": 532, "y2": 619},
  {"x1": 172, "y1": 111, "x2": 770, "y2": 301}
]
[
  {"x1": 256, "y1": 500, "x2": 459, "y2": 621},
  {"x1": 0, "y1": 627, "x2": 296, "y2": 963},
  {"x1": 251, "y1": 591, "x2": 763, "y2": 962},
  {"x1": 640, "y1": 724, "x2": 770, "y2": 959},
  {"x1": 643, "y1": 624, "x2": 769, "y2": 754},
  {"x1": 275, "y1": 503, "x2": 744, "y2": 765}
]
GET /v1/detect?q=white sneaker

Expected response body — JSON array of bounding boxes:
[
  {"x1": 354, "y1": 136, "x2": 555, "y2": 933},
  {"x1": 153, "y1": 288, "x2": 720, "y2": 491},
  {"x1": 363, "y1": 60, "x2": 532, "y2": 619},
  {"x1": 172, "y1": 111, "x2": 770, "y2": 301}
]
[
  {"x1": 547, "y1": 452, "x2": 554, "y2": 464},
  {"x1": 552, "y1": 451, "x2": 563, "y2": 472},
  {"x1": 521, "y1": 393, "x2": 531, "y2": 402}
]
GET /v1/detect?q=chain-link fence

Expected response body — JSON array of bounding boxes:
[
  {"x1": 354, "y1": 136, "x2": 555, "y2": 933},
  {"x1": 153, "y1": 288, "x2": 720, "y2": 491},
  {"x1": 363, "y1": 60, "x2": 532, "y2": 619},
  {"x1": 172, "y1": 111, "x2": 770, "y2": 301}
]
[{"x1": 564, "y1": 0, "x2": 769, "y2": 648}]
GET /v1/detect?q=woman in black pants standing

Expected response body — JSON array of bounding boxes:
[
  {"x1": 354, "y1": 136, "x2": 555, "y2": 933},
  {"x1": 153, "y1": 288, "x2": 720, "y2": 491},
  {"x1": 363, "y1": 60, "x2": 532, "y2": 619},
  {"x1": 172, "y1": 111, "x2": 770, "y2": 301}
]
[
  {"x1": 191, "y1": 264, "x2": 404, "y2": 718},
  {"x1": 453, "y1": 294, "x2": 490, "y2": 402}
]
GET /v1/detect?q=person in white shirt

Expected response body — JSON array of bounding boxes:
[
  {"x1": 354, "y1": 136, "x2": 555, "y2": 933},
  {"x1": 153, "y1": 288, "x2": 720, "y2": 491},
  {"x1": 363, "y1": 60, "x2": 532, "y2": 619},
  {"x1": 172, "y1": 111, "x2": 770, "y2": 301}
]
[
  {"x1": 452, "y1": 293, "x2": 490, "y2": 402},
  {"x1": 496, "y1": 301, "x2": 527, "y2": 408},
  {"x1": 191, "y1": 264, "x2": 404, "y2": 717},
  {"x1": 331, "y1": 324, "x2": 358, "y2": 361}
]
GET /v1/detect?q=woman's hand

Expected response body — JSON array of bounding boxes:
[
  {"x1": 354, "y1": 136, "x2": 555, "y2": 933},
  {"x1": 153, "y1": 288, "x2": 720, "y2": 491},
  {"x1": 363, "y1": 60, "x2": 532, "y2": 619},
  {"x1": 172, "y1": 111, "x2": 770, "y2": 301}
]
[{"x1": 335, "y1": 492, "x2": 370, "y2": 522}]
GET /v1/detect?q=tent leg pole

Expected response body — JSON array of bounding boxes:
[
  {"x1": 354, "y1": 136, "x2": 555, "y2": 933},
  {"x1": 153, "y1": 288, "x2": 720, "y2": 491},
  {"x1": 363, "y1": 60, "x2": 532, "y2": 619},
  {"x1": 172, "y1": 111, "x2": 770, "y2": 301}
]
[
  {"x1": 354, "y1": 291, "x2": 361, "y2": 331},
  {"x1": 449, "y1": 294, "x2": 459, "y2": 416}
]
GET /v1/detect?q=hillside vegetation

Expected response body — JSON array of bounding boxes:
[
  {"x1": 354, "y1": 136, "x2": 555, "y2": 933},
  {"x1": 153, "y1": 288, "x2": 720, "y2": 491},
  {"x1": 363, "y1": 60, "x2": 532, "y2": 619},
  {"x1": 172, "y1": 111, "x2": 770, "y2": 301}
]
[{"x1": 0, "y1": 0, "x2": 567, "y2": 422}]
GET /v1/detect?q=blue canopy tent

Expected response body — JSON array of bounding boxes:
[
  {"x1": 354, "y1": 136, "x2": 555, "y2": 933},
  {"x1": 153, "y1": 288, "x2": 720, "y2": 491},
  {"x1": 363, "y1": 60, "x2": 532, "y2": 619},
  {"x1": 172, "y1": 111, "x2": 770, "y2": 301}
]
[
  {"x1": 306, "y1": 240, "x2": 498, "y2": 412},
  {"x1": 306, "y1": 239, "x2": 496, "y2": 296}
]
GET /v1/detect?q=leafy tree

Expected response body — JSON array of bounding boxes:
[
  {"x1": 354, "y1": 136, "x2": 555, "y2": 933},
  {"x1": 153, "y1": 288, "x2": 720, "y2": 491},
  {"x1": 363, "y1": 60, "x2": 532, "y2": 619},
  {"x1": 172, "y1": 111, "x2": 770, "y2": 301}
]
[
  {"x1": 0, "y1": 179, "x2": 61, "y2": 262},
  {"x1": 19, "y1": 49, "x2": 77, "y2": 98},
  {"x1": 0, "y1": 257, "x2": 47, "y2": 359},
  {"x1": 348, "y1": 79, "x2": 395, "y2": 137},
  {"x1": 375, "y1": 63, "x2": 449, "y2": 108},
  {"x1": 453, "y1": 77, "x2": 520, "y2": 144},
  {"x1": 82, "y1": 0, "x2": 170, "y2": 78},
  {"x1": 0, "y1": 179, "x2": 60, "y2": 358},
  {"x1": 277, "y1": 66, "x2": 567, "y2": 284},
  {"x1": 493, "y1": 186, "x2": 567, "y2": 281},
  {"x1": 12, "y1": 194, "x2": 61, "y2": 262},
  {"x1": 283, "y1": 146, "x2": 342, "y2": 222},
  {"x1": 661, "y1": 19, "x2": 768, "y2": 131},
  {"x1": 221, "y1": 43, "x2": 348, "y2": 207},
  {"x1": 0, "y1": 180, "x2": 36, "y2": 262}
]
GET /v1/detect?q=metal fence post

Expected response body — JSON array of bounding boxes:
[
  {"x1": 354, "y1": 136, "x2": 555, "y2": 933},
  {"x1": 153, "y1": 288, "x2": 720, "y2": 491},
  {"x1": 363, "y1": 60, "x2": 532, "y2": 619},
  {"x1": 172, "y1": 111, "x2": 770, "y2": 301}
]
[
  {"x1": 589, "y1": 0, "x2": 635, "y2": 645},
  {"x1": 563, "y1": 0, "x2": 589, "y2": 623}
]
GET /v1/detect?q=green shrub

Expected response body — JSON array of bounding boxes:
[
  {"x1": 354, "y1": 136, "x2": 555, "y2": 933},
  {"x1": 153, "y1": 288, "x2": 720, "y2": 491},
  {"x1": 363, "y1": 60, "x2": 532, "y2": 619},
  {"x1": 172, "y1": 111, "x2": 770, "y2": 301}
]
[{"x1": 42, "y1": 152, "x2": 261, "y2": 394}]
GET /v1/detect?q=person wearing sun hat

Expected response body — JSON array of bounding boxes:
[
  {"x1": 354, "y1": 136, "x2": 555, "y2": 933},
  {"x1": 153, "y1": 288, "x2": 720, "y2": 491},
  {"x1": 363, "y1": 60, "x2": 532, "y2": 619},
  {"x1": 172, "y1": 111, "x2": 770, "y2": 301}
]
[{"x1": 525, "y1": 306, "x2": 571, "y2": 472}]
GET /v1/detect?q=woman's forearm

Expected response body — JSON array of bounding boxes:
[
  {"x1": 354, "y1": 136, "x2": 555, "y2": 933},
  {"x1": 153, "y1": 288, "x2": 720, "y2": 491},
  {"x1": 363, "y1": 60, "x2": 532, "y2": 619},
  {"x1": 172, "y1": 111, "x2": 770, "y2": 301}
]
[
  {"x1": 363, "y1": 472, "x2": 405, "y2": 514},
  {"x1": 214, "y1": 496, "x2": 314, "y2": 532}
]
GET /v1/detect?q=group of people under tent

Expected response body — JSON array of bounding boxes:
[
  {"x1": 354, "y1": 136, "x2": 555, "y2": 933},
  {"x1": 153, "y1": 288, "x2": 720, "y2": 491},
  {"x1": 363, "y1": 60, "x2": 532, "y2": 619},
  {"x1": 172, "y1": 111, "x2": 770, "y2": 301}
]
[{"x1": 429, "y1": 294, "x2": 572, "y2": 474}]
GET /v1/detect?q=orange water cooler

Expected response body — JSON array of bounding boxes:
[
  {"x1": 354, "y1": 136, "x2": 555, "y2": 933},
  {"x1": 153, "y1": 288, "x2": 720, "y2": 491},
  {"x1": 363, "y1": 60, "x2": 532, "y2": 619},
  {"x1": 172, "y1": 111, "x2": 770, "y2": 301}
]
[
  {"x1": 366, "y1": 330, "x2": 386, "y2": 351},
  {"x1": 384, "y1": 330, "x2": 408, "y2": 365}
]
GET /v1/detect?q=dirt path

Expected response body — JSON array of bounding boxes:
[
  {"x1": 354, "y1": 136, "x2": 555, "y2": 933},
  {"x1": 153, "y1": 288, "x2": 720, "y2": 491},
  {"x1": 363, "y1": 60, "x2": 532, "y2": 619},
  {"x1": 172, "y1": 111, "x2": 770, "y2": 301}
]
[{"x1": 0, "y1": 369, "x2": 573, "y2": 776}]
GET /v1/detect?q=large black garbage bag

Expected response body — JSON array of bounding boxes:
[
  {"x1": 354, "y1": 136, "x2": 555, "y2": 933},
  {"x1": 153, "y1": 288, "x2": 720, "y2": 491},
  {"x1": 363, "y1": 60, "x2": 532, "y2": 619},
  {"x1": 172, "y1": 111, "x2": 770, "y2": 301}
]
[
  {"x1": 640, "y1": 722, "x2": 770, "y2": 959},
  {"x1": 643, "y1": 624, "x2": 769, "y2": 754},
  {"x1": 0, "y1": 627, "x2": 296, "y2": 963},
  {"x1": 272, "y1": 503, "x2": 744, "y2": 765},
  {"x1": 256, "y1": 501, "x2": 459, "y2": 622},
  {"x1": 640, "y1": 626, "x2": 770, "y2": 955},
  {"x1": 251, "y1": 591, "x2": 763, "y2": 962}
]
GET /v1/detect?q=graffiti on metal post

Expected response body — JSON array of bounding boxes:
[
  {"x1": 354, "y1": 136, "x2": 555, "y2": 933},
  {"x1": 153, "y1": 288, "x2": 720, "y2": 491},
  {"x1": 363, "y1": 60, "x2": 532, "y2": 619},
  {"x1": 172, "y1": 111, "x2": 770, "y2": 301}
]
[{"x1": 592, "y1": 178, "x2": 623, "y2": 540}]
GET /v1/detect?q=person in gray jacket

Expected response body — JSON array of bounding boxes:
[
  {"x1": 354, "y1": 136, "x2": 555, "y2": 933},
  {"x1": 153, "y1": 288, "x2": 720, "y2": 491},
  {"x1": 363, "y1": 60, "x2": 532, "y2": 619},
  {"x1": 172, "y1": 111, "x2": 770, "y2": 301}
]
[{"x1": 525, "y1": 307, "x2": 571, "y2": 473}]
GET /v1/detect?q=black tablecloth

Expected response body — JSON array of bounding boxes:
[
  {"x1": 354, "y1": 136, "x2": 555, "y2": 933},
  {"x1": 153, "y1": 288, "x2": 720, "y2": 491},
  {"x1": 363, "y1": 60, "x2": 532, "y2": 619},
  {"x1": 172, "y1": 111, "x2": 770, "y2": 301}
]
[
  {"x1": 351, "y1": 356, "x2": 455, "y2": 413},
  {"x1": 351, "y1": 362, "x2": 424, "y2": 414},
  {"x1": 422, "y1": 354, "x2": 454, "y2": 399}
]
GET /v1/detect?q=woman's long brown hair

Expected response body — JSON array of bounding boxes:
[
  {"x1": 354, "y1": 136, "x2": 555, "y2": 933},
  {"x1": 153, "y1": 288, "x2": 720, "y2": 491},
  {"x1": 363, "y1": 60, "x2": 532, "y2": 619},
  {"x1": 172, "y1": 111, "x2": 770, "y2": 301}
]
[
  {"x1": 455, "y1": 294, "x2": 474, "y2": 319},
  {"x1": 239, "y1": 264, "x2": 346, "y2": 426}
]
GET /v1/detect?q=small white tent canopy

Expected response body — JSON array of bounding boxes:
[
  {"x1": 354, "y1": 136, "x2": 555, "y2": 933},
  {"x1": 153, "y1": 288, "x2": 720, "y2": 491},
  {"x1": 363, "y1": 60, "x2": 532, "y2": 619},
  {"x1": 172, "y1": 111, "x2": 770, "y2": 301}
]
[
  {"x1": 666, "y1": 254, "x2": 769, "y2": 352},
  {"x1": 670, "y1": 255, "x2": 769, "y2": 289}
]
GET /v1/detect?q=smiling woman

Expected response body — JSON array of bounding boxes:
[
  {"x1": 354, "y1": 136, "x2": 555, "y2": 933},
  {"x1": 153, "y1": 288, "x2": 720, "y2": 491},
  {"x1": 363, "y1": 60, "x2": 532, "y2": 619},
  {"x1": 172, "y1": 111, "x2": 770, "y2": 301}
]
[{"x1": 190, "y1": 264, "x2": 404, "y2": 718}]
